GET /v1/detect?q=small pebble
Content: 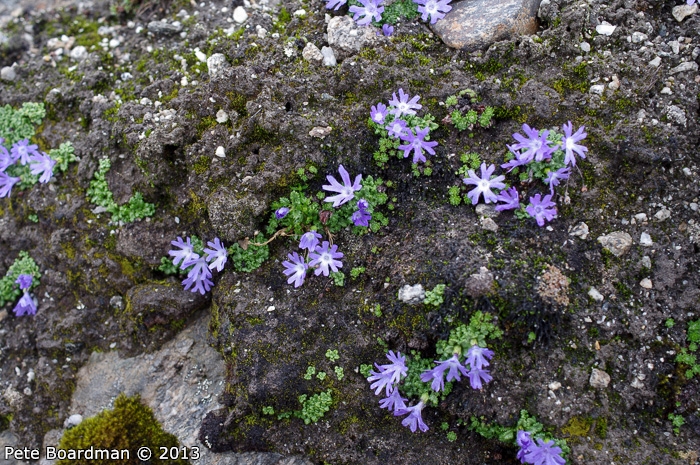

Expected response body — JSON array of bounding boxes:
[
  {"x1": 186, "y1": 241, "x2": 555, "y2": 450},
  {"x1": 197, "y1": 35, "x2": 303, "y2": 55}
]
[
  {"x1": 648, "y1": 56, "x2": 662, "y2": 67},
  {"x1": 640, "y1": 278, "x2": 653, "y2": 289},
  {"x1": 588, "y1": 287, "x2": 604, "y2": 302},
  {"x1": 640, "y1": 232, "x2": 653, "y2": 246},
  {"x1": 215, "y1": 146, "x2": 226, "y2": 158},
  {"x1": 233, "y1": 6, "x2": 248, "y2": 23}
]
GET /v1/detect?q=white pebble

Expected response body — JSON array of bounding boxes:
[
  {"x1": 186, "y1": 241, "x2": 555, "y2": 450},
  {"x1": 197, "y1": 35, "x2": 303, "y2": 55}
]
[
  {"x1": 233, "y1": 6, "x2": 248, "y2": 23},
  {"x1": 215, "y1": 146, "x2": 226, "y2": 158}
]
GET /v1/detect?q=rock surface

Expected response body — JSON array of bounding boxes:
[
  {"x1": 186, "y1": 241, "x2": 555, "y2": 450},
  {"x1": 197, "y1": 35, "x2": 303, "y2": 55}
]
[
  {"x1": 597, "y1": 231, "x2": 633, "y2": 257},
  {"x1": 431, "y1": 0, "x2": 541, "y2": 50}
]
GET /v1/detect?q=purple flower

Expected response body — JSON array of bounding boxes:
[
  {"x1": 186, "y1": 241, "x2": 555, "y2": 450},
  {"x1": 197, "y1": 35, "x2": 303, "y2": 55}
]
[
  {"x1": 370, "y1": 102, "x2": 389, "y2": 124},
  {"x1": 465, "y1": 345, "x2": 494, "y2": 370},
  {"x1": 367, "y1": 350, "x2": 408, "y2": 395},
  {"x1": 523, "y1": 439, "x2": 566, "y2": 465},
  {"x1": 308, "y1": 241, "x2": 343, "y2": 276},
  {"x1": 398, "y1": 127, "x2": 438, "y2": 163},
  {"x1": 382, "y1": 23, "x2": 394, "y2": 36},
  {"x1": 525, "y1": 193, "x2": 557, "y2": 227},
  {"x1": 203, "y1": 237, "x2": 228, "y2": 272},
  {"x1": 414, "y1": 0, "x2": 452, "y2": 24},
  {"x1": 325, "y1": 0, "x2": 346, "y2": 10},
  {"x1": 501, "y1": 143, "x2": 535, "y2": 172},
  {"x1": 282, "y1": 252, "x2": 308, "y2": 288},
  {"x1": 394, "y1": 400, "x2": 429, "y2": 432},
  {"x1": 378, "y1": 388, "x2": 407, "y2": 412},
  {"x1": 462, "y1": 163, "x2": 506, "y2": 205},
  {"x1": 13, "y1": 293, "x2": 37, "y2": 316},
  {"x1": 299, "y1": 230, "x2": 322, "y2": 251},
  {"x1": 495, "y1": 186, "x2": 520, "y2": 212},
  {"x1": 322, "y1": 164, "x2": 362, "y2": 207},
  {"x1": 10, "y1": 139, "x2": 40, "y2": 165},
  {"x1": 420, "y1": 354, "x2": 468, "y2": 392},
  {"x1": 561, "y1": 121, "x2": 588, "y2": 167},
  {"x1": 385, "y1": 118, "x2": 408, "y2": 139},
  {"x1": 16, "y1": 274, "x2": 33, "y2": 290},
  {"x1": 169, "y1": 236, "x2": 199, "y2": 269},
  {"x1": 388, "y1": 88, "x2": 422, "y2": 118},
  {"x1": 349, "y1": 0, "x2": 384, "y2": 26},
  {"x1": 517, "y1": 430, "x2": 534, "y2": 463},
  {"x1": 181, "y1": 256, "x2": 213, "y2": 295},
  {"x1": 467, "y1": 366, "x2": 492, "y2": 389},
  {"x1": 275, "y1": 207, "x2": 290, "y2": 220},
  {"x1": 544, "y1": 167, "x2": 570, "y2": 193},
  {"x1": 352, "y1": 199, "x2": 371, "y2": 227},
  {"x1": 28, "y1": 152, "x2": 56, "y2": 184},
  {"x1": 0, "y1": 171, "x2": 20, "y2": 198},
  {"x1": 0, "y1": 146, "x2": 11, "y2": 172},
  {"x1": 511, "y1": 124, "x2": 555, "y2": 162},
  {"x1": 688, "y1": 0, "x2": 697, "y2": 4}
]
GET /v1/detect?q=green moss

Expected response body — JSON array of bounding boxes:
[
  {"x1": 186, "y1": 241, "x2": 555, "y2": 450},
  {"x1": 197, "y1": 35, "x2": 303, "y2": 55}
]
[
  {"x1": 562, "y1": 416, "x2": 592, "y2": 438},
  {"x1": 193, "y1": 156, "x2": 212, "y2": 175},
  {"x1": 57, "y1": 394, "x2": 186, "y2": 465}
]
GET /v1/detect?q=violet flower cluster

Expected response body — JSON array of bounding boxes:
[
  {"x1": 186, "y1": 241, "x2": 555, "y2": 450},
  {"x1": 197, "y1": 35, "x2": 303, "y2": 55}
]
[
  {"x1": 420, "y1": 344, "x2": 494, "y2": 391},
  {"x1": 459, "y1": 121, "x2": 587, "y2": 227},
  {"x1": 13, "y1": 274, "x2": 37, "y2": 317},
  {"x1": 282, "y1": 231, "x2": 344, "y2": 288},
  {"x1": 370, "y1": 89, "x2": 438, "y2": 164},
  {"x1": 366, "y1": 351, "x2": 431, "y2": 432},
  {"x1": 0, "y1": 138, "x2": 56, "y2": 198},
  {"x1": 168, "y1": 236, "x2": 228, "y2": 295},
  {"x1": 516, "y1": 430, "x2": 566, "y2": 465},
  {"x1": 324, "y1": 0, "x2": 452, "y2": 31}
]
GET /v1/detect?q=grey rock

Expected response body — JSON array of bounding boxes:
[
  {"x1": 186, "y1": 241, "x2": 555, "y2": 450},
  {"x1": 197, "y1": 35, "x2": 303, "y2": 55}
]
[
  {"x1": 302, "y1": 42, "x2": 324, "y2": 63},
  {"x1": 589, "y1": 84, "x2": 605, "y2": 95},
  {"x1": 0, "y1": 66, "x2": 16, "y2": 81},
  {"x1": 597, "y1": 231, "x2": 633, "y2": 257},
  {"x1": 464, "y1": 267, "x2": 495, "y2": 298},
  {"x1": 589, "y1": 368, "x2": 611, "y2": 388},
  {"x1": 588, "y1": 287, "x2": 604, "y2": 302},
  {"x1": 648, "y1": 56, "x2": 661, "y2": 67},
  {"x1": 125, "y1": 282, "x2": 209, "y2": 330},
  {"x1": 327, "y1": 16, "x2": 378, "y2": 56},
  {"x1": 579, "y1": 41, "x2": 590, "y2": 53},
  {"x1": 631, "y1": 31, "x2": 648, "y2": 43},
  {"x1": 147, "y1": 20, "x2": 183, "y2": 36},
  {"x1": 475, "y1": 203, "x2": 498, "y2": 218},
  {"x1": 669, "y1": 61, "x2": 698, "y2": 74},
  {"x1": 207, "y1": 187, "x2": 269, "y2": 242},
  {"x1": 321, "y1": 46, "x2": 337, "y2": 66},
  {"x1": 398, "y1": 284, "x2": 425, "y2": 304},
  {"x1": 481, "y1": 217, "x2": 498, "y2": 232},
  {"x1": 69, "y1": 45, "x2": 87, "y2": 61},
  {"x1": 669, "y1": 40, "x2": 680, "y2": 54},
  {"x1": 672, "y1": 3, "x2": 697, "y2": 22},
  {"x1": 653, "y1": 207, "x2": 671, "y2": 221},
  {"x1": 569, "y1": 222, "x2": 589, "y2": 239},
  {"x1": 639, "y1": 278, "x2": 653, "y2": 289},
  {"x1": 207, "y1": 53, "x2": 230, "y2": 78},
  {"x1": 63, "y1": 413, "x2": 83, "y2": 428},
  {"x1": 640, "y1": 232, "x2": 653, "y2": 247},
  {"x1": 640, "y1": 255, "x2": 652, "y2": 269},
  {"x1": 0, "y1": 431, "x2": 21, "y2": 465},
  {"x1": 431, "y1": 0, "x2": 540, "y2": 50}
]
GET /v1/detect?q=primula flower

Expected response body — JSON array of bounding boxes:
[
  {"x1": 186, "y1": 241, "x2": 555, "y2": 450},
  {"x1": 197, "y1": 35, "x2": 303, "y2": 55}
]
[
  {"x1": 308, "y1": 241, "x2": 343, "y2": 276},
  {"x1": 16, "y1": 274, "x2": 33, "y2": 290},
  {"x1": 13, "y1": 293, "x2": 37, "y2": 316},
  {"x1": 414, "y1": 0, "x2": 452, "y2": 24},
  {"x1": 495, "y1": 186, "x2": 520, "y2": 212},
  {"x1": 182, "y1": 256, "x2": 213, "y2": 295},
  {"x1": 352, "y1": 199, "x2": 371, "y2": 227},
  {"x1": 10, "y1": 139, "x2": 41, "y2": 165},
  {"x1": 203, "y1": 237, "x2": 228, "y2": 272},
  {"x1": 169, "y1": 236, "x2": 199, "y2": 269},
  {"x1": 523, "y1": 439, "x2": 566, "y2": 465},
  {"x1": 465, "y1": 345, "x2": 494, "y2": 370},
  {"x1": 526, "y1": 193, "x2": 557, "y2": 227},
  {"x1": 467, "y1": 366, "x2": 492, "y2": 389},
  {"x1": 399, "y1": 127, "x2": 438, "y2": 163},
  {"x1": 382, "y1": 24, "x2": 394, "y2": 36},
  {"x1": 29, "y1": 152, "x2": 57, "y2": 184},
  {"x1": 388, "y1": 88, "x2": 422, "y2": 118},
  {"x1": 299, "y1": 230, "x2": 322, "y2": 251},
  {"x1": 501, "y1": 144, "x2": 534, "y2": 172},
  {"x1": 275, "y1": 207, "x2": 290, "y2": 219},
  {"x1": 517, "y1": 430, "x2": 533, "y2": 463},
  {"x1": 367, "y1": 350, "x2": 408, "y2": 395},
  {"x1": 282, "y1": 252, "x2": 308, "y2": 288},
  {"x1": 462, "y1": 163, "x2": 506, "y2": 205},
  {"x1": 349, "y1": 0, "x2": 384, "y2": 26},
  {"x1": 561, "y1": 121, "x2": 588, "y2": 167},
  {"x1": 688, "y1": 0, "x2": 697, "y2": 4},
  {"x1": 511, "y1": 124, "x2": 555, "y2": 162},
  {"x1": 322, "y1": 164, "x2": 362, "y2": 207},
  {"x1": 379, "y1": 388, "x2": 407, "y2": 412},
  {"x1": 0, "y1": 146, "x2": 11, "y2": 172},
  {"x1": 325, "y1": 0, "x2": 346, "y2": 10},
  {"x1": 544, "y1": 167, "x2": 570, "y2": 193},
  {"x1": 371, "y1": 103, "x2": 389, "y2": 124},
  {"x1": 394, "y1": 400, "x2": 429, "y2": 432},
  {"x1": 420, "y1": 353, "x2": 469, "y2": 392},
  {"x1": 0, "y1": 171, "x2": 20, "y2": 198},
  {"x1": 386, "y1": 118, "x2": 408, "y2": 139}
]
